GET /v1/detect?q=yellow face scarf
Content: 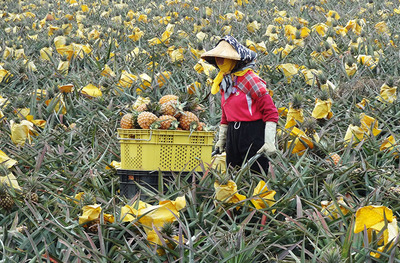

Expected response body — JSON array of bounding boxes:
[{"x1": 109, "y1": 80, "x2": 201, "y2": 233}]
[
  {"x1": 211, "y1": 58, "x2": 237, "y2": 94},
  {"x1": 211, "y1": 58, "x2": 254, "y2": 94}
]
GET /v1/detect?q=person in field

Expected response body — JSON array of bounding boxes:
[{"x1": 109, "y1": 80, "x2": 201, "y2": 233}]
[{"x1": 201, "y1": 35, "x2": 278, "y2": 174}]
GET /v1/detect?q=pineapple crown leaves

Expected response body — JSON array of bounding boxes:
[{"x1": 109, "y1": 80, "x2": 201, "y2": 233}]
[
  {"x1": 318, "y1": 89, "x2": 330, "y2": 101},
  {"x1": 301, "y1": 117, "x2": 318, "y2": 136},
  {"x1": 80, "y1": 191, "x2": 97, "y2": 206},
  {"x1": 350, "y1": 114, "x2": 362, "y2": 127},
  {"x1": 290, "y1": 93, "x2": 304, "y2": 110}
]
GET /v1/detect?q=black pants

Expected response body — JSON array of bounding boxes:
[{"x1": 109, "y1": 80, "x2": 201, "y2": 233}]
[{"x1": 226, "y1": 119, "x2": 269, "y2": 174}]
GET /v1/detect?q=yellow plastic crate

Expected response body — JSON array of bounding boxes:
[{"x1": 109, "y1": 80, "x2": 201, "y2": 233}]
[{"x1": 117, "y1": 129, "x2": 215, "y2": 171}]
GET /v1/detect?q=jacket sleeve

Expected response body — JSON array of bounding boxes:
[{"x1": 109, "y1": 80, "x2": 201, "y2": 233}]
[{"x1": 258, "y1": 93, "x2": 279, "y2": 123}]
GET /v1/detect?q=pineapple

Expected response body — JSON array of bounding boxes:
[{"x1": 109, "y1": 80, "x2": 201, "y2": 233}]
[
  {"x1": 160, "y1": 100, "x2": 180, "y2": 116},
  {"x1": 301, "y1": 117, "x2": 317, "y2": 138},
  {"x1": 137, "y1": 111, "x2": 158, "y2": 129},
  {"x1": 179, "y1": 111, "x2": 199, "y2": 131},
  {"x1": 81, "y1": 191, "x2": 99, "y2": 233},
  {"x1": 136, "y1": 103, "x2": 148, "y2": 112},
  {"x1": 328, "y1": 153, "x2": 341, "y2": 166},
  {"x1": 120, "y1": 113, "x2": 134, "y2": 129},
  {"x1": 159, "y1": 94, "x2": 178, "y2": 104},
  {"x1": 22, "y1": 176, "x2": 39, "y2": 203},
  {"x1": 158, "y1": 115, "x2": 178, "y2": 130},
  {"x1": 86, "y1": 218, "x2": 100, "y2": 233},
  {"x1": 0, "y1": 182, "x2": 14, "y2": 211},
  {"x1": 197, "y1": 122, "x2": 206, "y2": 131}
]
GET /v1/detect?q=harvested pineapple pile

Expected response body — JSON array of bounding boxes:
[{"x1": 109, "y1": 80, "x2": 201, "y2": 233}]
[{"x1": 120, "y1": 94, "x2": 207, "y2": 132}]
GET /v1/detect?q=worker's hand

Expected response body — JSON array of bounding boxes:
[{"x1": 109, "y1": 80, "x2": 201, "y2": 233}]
[
  {"x1": 257, "y1": 142, "x2": 276, "y2": 155},
  {"x1": 257, "y1": 122, "x2": 277, "y2": 156},
  {"x1": 214, "y1": 124, "x2": 228, "y2": 154}
]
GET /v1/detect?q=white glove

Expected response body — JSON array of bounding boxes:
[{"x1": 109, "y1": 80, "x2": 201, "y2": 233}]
[
  {"x1": 257, "y1": 122, "x2": 277, "y2": 156},
  {"x1": 215, "y1": 124, "x2": 228, "y2": 154}
]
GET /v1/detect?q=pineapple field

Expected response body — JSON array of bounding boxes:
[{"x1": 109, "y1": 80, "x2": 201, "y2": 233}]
[{"x1": 1, "y1": 0, "x2": 400, "y2": 261}]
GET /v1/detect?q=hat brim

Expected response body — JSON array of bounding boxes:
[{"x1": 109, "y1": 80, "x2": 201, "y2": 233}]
[{"x1": 201, "y1": 41, "x2": 241, "y2": 64}]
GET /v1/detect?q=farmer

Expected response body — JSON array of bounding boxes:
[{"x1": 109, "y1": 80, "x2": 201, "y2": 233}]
[{"x1": 201, "y1": 35, "x2": 279, "y2": 174}]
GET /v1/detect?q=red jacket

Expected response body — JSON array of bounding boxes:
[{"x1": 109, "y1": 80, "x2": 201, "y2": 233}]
[{"x1": 220, "y1": 72, "x2": 278, "y2": 124}]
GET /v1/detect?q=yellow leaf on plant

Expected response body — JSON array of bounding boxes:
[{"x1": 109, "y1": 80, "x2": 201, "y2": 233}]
[
  {"x1": 156, "y1": 71, "x2": 172, "y2": 87},
  {"x1": 311, "y1": 98, "x2": 333, "y2": 119},
  {"x1": 101, "y1": 65, "x2": 116, "y2": 78},
  {"x1": 0, "y1": 172, "x2": 21, "y2": 190},
  {"x1": 357, "y1": 55, "x2": 378, "y2": 69},
  {"x1": 377, "y1": 83, "x2": 397, "y2": 103},
  {"x1": 285, "y1": 107, "x2": 304, "y2": 128},
  {"x1": 194, "y1": 60, "x2": 216, "y2": 76},
  {"x1": 346, "y1": 19, "x2": 363, "y2": 35},
  {"x1": 169, "y1": 47, "x2": 184, "y2": 62},
  {"x1": 120, "y1": 200, "x2": 150, "y2": 222},
  {"x1": 360, "y1": 113, "x2": 381, "y2": 136},
  {"x1": 0, "y1": 66, "x2": 11, "y2": 82},
  {"x1": 138, "y1": 196, "x2": 186, "y2": 229},
  {"x1": 10, "y1": 120, "x2": 33, "y2": 146},
  {"x1": 321, "y1": 197, "x2": 348, "y2": 219},
  {"x1": 81, "y1": 4, "x2": 89, "y2": 12},
  {"x1": 312, "y1": 23, "x2": 328, "y2": 36},
  {"x1": 118, "y1": 70, "x2": 137, "y2": 88},
  {"x1": 251, "y1": 180, "x2": 276, "y2": 211},
  {"x1": 278, "y1": 107, "x2": 288, "y2": 117},
  {"x1": 15, "y1": 108, "x2": 30, "y2": 119},
  {"x1": 300, "y1": 68, "x2": 322, "y2": 86},
  {"x1": 354, "y1": 205, "x2": 393, "y2": 233},
  {"x1": 0, "y1": 150, "x2": 17, "y2": 168},
  {"x1": 59, "y1": 84, "x2": 74, "y2": 93},
  {"x1": 54, "y1": 36, "x2": 67, "y2": 48},
  {"x1": 375, "y1": 21, "x2": 389, "y2": 34},
  {"x1": 196, "y1": 31, "x2": 207, "y2": 42},
  {"x1": 106, "y1": 161, "x2": 120, "y2": 170},
  {"x1": 344, "y1": 124, "x2": 364, "y2": 146},
  {"x1": 321, "y1": 80, "x2": 336, "y2": 92},
  {"x1": 26, "y1": 115, "x2": 46, "y2": 129},
  {"x1": 81, "y1": 84, "x2": 102, "y2": 98},
  {"x1": 345, "y1": 63, "x2": 357, "y2": 77},
  {"x1": 380, "y1": 135, "x2": 396, "y2": 152},
  {"x1": 356, "y1": 98, "x2": 369, "y2": 110},
  {"x1": 57, "y1": 60, "x2": 69, "y2": 75},
  {"x1": 247, "y1": 21, "x2": 261, "y2": 33},
  {"x1": 211, "y1": 152, "x2": 226, "y2": 173},
  {"x1": 214, "y1": 180, "x2": 246, "y2": 204},
  {"x1": 79, "y1": 204, "x2": 102, "y2": 224}
]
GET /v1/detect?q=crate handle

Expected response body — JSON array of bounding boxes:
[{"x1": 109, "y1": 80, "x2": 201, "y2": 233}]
[{"x1": 117, "y1": 130, "x2": 153, "y2": 141}]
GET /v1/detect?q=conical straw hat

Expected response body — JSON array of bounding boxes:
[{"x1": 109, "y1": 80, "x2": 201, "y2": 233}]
[{"x1": 201, "y1": 40, "x2": 241, "y2": 62}]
